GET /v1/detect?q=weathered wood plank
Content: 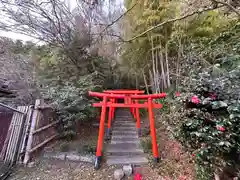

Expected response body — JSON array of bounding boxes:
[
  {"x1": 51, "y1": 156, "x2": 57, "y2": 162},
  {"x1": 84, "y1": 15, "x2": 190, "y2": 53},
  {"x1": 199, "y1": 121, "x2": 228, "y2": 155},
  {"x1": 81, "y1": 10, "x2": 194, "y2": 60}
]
[
  {"x1": 33, "y1": 120, "x2": 60, "y2": 135},
  {"x1": 19, "y1": 107, "x2": 33, "y2": 161},
  {"x1": 23, "y1": 100, "x2": 41, "y2": 165},
  {"x1": 4, "y1": 106, "x2": 28, "y2": 163},
  {"x1": 29, "y1": 134, "x2": 58, "y2": 153}
]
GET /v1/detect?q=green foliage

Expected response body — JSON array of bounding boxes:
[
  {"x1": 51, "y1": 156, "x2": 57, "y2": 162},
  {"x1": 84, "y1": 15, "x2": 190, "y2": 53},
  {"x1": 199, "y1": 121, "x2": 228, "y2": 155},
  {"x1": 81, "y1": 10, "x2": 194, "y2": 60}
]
[
  {"x1": 170, "y1": 24, "x2": 240, "y2": 179},
  {"x1": 81, "y1": 144, "x2": 96, "y2": 155},
  {"x1": 195, "y1": 163, "x2": 212, "y2": 180},
  {"x1": 33, "y1": 35, "x2": 114, "y2": 138},
  {"x1": 122, "y1": 0, "x2": 177, "y2": 73},
  {"x1": 154, "y1": 17, "x2": 240, "y2": 179},
  {"x1": 141, "y1": 137, "x2": 152, "y2": 153},
  {"x1": 177, "y1": 67, "x2": 240, "y2": 179},
  {"x1": 186, "y1": 11, "x2": 230, "y2": 38},
  {"x1": 45, "y1": 75, "x2": 98, "y2": 137}
]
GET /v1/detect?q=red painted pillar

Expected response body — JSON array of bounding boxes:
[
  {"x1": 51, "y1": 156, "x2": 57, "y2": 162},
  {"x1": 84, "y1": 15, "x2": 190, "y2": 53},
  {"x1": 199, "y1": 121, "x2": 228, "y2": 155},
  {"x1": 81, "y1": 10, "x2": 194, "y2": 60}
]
[
  {"x1": 132, "y1": 98, "x2": 136, "y2": 119},
  {"x1": 148, "y1": 98, "x2": 159, "y2": 163},
  {"x1": 95, "y1": 96, "x2": 107, "y2": 168},
  {"x1": 124, "y1": 96, "x2": 127, "y2": 104},
  {"x1": 111, "y1": 98, "x2": 115, "y2": 120},
  {"x1": 135, "y1": 99, "x2": 141, "y2": 136},
  {"x1": 107, "y1": 98, "x2": 113, "y2": 136}
]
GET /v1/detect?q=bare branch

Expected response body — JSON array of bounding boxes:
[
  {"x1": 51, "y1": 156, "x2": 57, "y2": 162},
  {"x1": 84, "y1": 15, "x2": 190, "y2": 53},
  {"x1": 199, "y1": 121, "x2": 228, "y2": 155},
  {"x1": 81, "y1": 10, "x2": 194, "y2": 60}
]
[
  {"x1": 211, "y1": 0, "x2": 240, "y2": 16},
  {"x1": 100, "y1": 2, "x2": 137, "y2": 34},
  {"x1": 92, "y1": 2, "x2": 137, "y2": 43}
]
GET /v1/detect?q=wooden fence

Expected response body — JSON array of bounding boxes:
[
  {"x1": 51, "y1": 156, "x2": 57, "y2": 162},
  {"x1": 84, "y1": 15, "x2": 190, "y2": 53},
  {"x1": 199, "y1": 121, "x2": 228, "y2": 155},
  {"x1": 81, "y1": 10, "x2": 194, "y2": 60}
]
[
  {"x1": 23, "y1": 99, "x2": 59, "y2": 164},
  {"x1": 0, "y1": 99, "x2": 59, "y2": 166},
  {"x1": 2, "y1": 106, "x2": 30, "y2": 163},
  {"x1": 0, "y1": 110, "x2": 13, "y2": 154}
]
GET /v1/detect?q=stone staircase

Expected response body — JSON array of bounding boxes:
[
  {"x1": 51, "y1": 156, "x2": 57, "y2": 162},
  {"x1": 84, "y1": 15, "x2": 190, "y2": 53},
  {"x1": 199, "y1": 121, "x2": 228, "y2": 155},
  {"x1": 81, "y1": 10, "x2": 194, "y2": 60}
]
[{"x1": 106, "y1": 109, "x2": 148, "y2": 165}]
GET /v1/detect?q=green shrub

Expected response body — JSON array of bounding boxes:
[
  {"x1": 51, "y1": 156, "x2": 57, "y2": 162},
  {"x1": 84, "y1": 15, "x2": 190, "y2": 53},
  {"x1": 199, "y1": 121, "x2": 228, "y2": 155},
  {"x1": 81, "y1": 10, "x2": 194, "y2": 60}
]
[
  {"x1": 45, "y1": 74, "x2": 100, "y2": 137},
  {"x1": 176, "y1": 65, "x2": 240, "y2": 178},
  {"x1": 141, "y1": 137, "x2": 152, "y2": 153}
]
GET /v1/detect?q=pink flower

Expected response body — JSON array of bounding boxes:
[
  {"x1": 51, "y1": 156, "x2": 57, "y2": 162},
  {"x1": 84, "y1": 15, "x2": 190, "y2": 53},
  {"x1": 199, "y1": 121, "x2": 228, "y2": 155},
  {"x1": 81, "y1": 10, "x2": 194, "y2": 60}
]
[
  {"x1": 216, "y1": 125, "x2": 225, "y2": 132},
  {"x1": 191, "y1": 95, "x2": 200, "y2": 104},
  {"x1": 163, "y1": 177, "x2": 171, "y2": 180},
  {"x1": 179, "y1": 176, "x2": 187, "y2": 180},
  {"x1": 176, "y1": 92, "x2": 180, "y2": 97},
  {"x1": 134, "y1": 173, "x2": 142, "y2": 180},
  {"x1": 209, "y1": 93, "x2": 217, "y2": 100},
  {"x1": 192, "y1": 154, "x2": 195, "y2": 157}
]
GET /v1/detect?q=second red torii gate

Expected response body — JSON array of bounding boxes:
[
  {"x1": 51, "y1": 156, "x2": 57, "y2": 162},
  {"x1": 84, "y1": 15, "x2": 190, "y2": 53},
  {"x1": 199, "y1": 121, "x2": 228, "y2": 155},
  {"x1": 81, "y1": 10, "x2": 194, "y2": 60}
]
[
  {"x1": 89, "y1": 90, "x2": 166, "y2": 169},
  {"x1": 103, "y1": 90, "x2": 144, "y2": 136}
]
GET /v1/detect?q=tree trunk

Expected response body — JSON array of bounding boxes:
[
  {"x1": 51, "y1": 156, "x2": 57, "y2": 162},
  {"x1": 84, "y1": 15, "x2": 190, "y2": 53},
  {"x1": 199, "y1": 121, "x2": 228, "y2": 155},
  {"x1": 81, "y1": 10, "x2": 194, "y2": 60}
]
[
  {"x1": 176, "y1": 37, "x2": 181, "y2": 90},
  {"x1": 159, "y1": 48, "x2": 166, "y2": 89},
  {"x1": 151, "y1": 36, "x2": 157, "y2": 92},
  {"x1": 142, "y1": 69, "x2": 149, "y2": 94},
  {"x1": 149, "y1": 69, "x2": 155, "y2": 93},
  {"x1": 155, "y1": 50, "x2": 160, "y2": 93},
  {"x1": 135, "y1": 73, "x2": 139, "y2": 89},
  {"x1": 165, "y1": 42, "x2": 170, "y2": 88}
]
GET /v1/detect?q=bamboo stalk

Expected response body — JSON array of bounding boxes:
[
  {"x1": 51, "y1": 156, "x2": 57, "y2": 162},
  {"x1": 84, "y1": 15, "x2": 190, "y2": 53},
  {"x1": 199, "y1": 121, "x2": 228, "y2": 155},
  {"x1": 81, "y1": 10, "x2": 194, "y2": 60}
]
[
  {"x1": 19, "y1": 106, "x2": 33, "y2": 156},
  {"x1": 9, "y1": 106, "x2": 25, "y2": 162},
  {"x1": 18, "y1": 106, "x2": 33, "y2": 163},
  {"x1": 159, "y1": 48, "x2": 166, "y2": 89},
  {"x1": 4, "y1": 107, "x2": 21, "y2": 162},
  {"x1": 11, "y1": 106, "x2": 25, "y2": 162},
  {"x1": 142, "y1": 69, "x2": 149, "y2": 94},
  {"x1": 165, "y1": 42, "x2": 170, "y2": 88},
  {"x1": 151, "y1": 36, "x2": 157, "y2": 92},
  {"x1": 13, "y1": 106, "x2": 28, "y2": 163},
  {"x1": 149, "y1": 69, "x2": 154, "y2": 92},
  {"x1": 155, "y1": 50, "x2": 160, "y2": 93}
]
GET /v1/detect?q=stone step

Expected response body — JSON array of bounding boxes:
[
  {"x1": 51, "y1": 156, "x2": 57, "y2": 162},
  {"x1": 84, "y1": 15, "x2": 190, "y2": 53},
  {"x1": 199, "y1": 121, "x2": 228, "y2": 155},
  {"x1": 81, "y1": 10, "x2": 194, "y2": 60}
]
[
  {"x1": 107, "y1": 147, "x2": 143, "y2": 153},
  {"x1": 113, "y1": 121, "x2": 135, "y2": 124},
  {"x1": 112, "y1": 131, "x2": 138, "y2": 136},
  {"x1": 113, "y1": 121, "x2": 135, "y2": 123},
  {"x1": 114, "y1": 120, "x2": 134, "y2": 123},
  {"x1": 115, "y1": 117, "x2": 133, "y2": 120},
  {"x1": 113, "y1": 124, "x2": 136, "y2": 128},
  {"x1": 107, "y1": 155, "x2": 148, "y2": 165},
  {"x1": 106, "y1": 151, "x2": 145, "y2": 156},
  {"x1": 112, "y1": 134, "x2": 138, "y2": 139},
  {"x1": 115, "y1": 117, "x2": 133, "y2": 119},
  {"x1": 111, "y1": 140, "x2": 140, "y2": 144},
  {"x1": 114, "y1": 127, "x2": 136, "y2": 131},
  {"x1": 111, "y1": 136, "x2": 138, "y2": 142},
  {"x1": 112, "y1": 129, "x2": 137, "y2": 133},
  {"x1": 107, "y1": 143, "x2": 141, "y2": 150}
]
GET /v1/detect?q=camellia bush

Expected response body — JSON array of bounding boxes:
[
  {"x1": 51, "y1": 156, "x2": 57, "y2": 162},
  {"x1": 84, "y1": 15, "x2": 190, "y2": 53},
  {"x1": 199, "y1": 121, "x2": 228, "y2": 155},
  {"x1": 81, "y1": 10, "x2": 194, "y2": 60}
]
[
  {"x1": 45, "y1": 74, "x2": 101, "y2": 138},
  {"x1": 160, "y1": 22, "x2": 239, "y2": 180},
  {"x1": 175, "y1": 65, "x2": 240, "y2": 179}
]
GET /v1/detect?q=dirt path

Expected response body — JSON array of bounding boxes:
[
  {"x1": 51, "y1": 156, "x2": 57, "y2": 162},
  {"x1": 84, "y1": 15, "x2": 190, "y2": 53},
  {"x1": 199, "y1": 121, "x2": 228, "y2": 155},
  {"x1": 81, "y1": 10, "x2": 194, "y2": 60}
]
[
  {"x1": 9, "y1": 159, "x2": 162, "y2": 180},
  {"x1": 8, "y1": 122, "x2": 161, "y2": 180}
]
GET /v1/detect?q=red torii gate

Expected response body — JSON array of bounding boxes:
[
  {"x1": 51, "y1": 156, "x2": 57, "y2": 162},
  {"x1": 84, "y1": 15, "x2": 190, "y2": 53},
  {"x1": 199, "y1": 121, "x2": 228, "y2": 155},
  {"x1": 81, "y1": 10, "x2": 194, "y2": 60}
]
[
  {"x1": 89, "y1": 90, "x2": 166, "y2": 169},
  {"x1": 103, "y1": 90, "x2": 144, "y2": 136}
]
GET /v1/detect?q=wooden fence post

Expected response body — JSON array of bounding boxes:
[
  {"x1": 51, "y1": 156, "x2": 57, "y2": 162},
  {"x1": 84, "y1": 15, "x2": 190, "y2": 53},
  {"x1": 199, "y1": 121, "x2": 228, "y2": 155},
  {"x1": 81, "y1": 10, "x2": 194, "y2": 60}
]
[
  {"x1": 23, "y1": 99, "x2": 41, "y2": 165},
  {"x1": 18, "y1": 106, "x2": 34, "y2": 163}
]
